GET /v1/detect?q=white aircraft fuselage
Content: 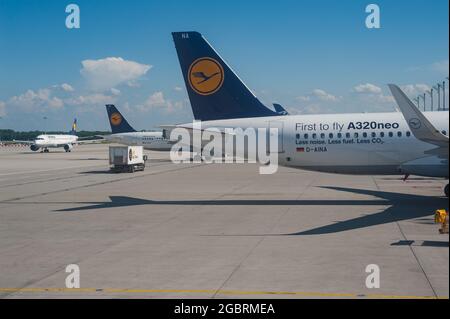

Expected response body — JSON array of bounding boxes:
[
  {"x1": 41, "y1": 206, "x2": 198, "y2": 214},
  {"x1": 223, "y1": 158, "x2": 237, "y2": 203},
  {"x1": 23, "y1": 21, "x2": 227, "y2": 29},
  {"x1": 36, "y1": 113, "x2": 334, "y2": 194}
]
[
  {"x1": 181, "y1": 111, "x2": 449, "y2": 178},
  {"x1": 31, "y1": 134, "x2": 78, "y2": 152}
]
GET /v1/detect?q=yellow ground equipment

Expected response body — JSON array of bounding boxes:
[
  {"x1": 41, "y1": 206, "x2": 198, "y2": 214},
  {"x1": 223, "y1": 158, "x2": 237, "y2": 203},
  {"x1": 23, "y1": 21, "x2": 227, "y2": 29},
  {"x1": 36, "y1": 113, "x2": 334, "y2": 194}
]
[{"x1": 434, "y1": 209, "x2": 449, "y2": 234}]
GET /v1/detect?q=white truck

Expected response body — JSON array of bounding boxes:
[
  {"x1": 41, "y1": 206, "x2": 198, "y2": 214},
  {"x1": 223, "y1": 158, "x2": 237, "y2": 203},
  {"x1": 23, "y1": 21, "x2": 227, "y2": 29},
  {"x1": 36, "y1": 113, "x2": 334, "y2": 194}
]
[{"x1": 109, "y1": 146, "x2": 147, "y2": 173}]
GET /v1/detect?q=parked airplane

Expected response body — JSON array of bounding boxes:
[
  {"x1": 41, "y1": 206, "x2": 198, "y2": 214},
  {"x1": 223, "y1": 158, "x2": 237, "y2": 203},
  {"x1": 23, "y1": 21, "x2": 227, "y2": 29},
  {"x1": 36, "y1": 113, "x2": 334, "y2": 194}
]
[
  {"x1": 273, "y1": 103, "x2": 289, "y2": 115},
  {"x1": 104, "y1": 104, "x2": 173, "y2": 151},
  {"x1": 171, "y1": 31, "x2": 449, "y2": 196},
  {"x1": 17, "y1": 119, "x2": 82, "y2": 152}
]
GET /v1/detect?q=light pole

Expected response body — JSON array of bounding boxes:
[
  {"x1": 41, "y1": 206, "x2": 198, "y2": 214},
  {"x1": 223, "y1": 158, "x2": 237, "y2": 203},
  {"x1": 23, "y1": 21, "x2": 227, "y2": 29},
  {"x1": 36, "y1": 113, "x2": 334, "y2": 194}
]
[
  {"x1": 443, "y1": 81, "x2": 446, "y2": 111},
  {"x1": 433, "y1": 84, "x2": 441, "y2": 111},
  {"x1": 445, "y1": 77, "x2": 450, "y2": 111},
  {"x1": 419, "y1": 93, "x2": 426, "y2": 111},
  {"x1": 413, "y1": 97, "x2": 420, "y2": 109},
  {"x1": 427, "y1": 88, "x2": 434, "y2": 111}
]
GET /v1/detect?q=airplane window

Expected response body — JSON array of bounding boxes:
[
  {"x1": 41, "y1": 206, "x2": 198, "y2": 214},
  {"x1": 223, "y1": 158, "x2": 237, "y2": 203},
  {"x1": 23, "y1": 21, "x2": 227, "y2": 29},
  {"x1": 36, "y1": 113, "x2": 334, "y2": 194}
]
[
  {"x1": 337, "y1": 133, "x2": 342, "y2": 138},
  {"x1": 406, "y1": 131, "x2": 411, "y2": 137},
  {"x1": 320, "y1": 133, "x2": 325, "y2": 139},
  {"x1": 389, "y1": 132, "x2": 393, "y2": 137},
  {"x1": 329, "y1": 133, "x2": 333, "y2": 138},
  {"x1": 304, "y1": 134, "x2": 309, "y2": 139},
  {"x1": 380, "y1": 132, "x2": 385, "y2": 137},
  {"x1": 354, "y1": 132, "x2": 359, "y2": 138},
  {"x1": 363, "y1": 132, "x2": 368, "y2": 138},
  {"x1": 397, "y1": 132, "x2": 402, "y2": 137},
  {"x1": 442, "y1": 131, "x2": 447, "y2": 136}
]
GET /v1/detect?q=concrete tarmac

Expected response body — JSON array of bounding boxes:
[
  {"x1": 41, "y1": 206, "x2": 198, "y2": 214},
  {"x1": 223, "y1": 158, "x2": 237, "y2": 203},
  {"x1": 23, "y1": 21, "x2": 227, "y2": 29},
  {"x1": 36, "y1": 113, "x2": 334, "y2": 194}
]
[{"x1": 0, "y1": 144, "x2": 448, "y2": 299}]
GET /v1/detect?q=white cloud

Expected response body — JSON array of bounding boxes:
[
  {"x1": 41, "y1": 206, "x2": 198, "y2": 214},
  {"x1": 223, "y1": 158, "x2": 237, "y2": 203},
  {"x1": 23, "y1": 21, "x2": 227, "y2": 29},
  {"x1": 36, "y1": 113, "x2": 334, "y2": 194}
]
[
  {"x1": 52, "y1": 83, "x2": 74, "y2": 92},
  {"x1": 375, "y1": 94, "x2": 395, "y2": 103},
  {"x1": 351, "y1": 83, "x2": 395, "y2": 106},
  {"x1": 65, "y1": 93, "x2": 117, "y2": 106},
  {"x1": 64, "y1": 92, "x2": 119, "y2": 114},
  {"x1": 110, "y1": 88, "x2": 121, "y2": 96},
  {"x1": 60, "y1": 83, "x2": 74, "y2": 92},
  {"x1": 296, "y1": 89, "x2": 339, "y2": 102},
  {"x1": 174, "y1": 86, "x2": 183, "y2": 92},
  {"x1": 137, "y1": 91, "x2": 185, "y2": 114},
  {"x1": 8, "y1": 88, "x2": 64, "y2": 112},
  {"x1": 143, "y1": 91, "x2": 166, "y2": 108},
  {"x1": 407, "y1": 60, "x2": 449, "y2": 74},
  {"x1": 126, "y1": 81, "x2": 141, "y2": 88},
  {"x1": 80, "y1": 57, "x2": 151, "y2": 91},
  {"x1": 311, "y1": 89, "x2": 339, "y2": 101},
  {"x1": 298, "y1": 103, "x2": 332, "y2": 114},
  {"x1": 431, "y1": 60, "x2": 449, "y2": 74},
  {"x1": 296, "y1": 95, "x2": 311, "y2": 102},
  {"x1": 353, "y1": 83, "x2": 382, "y2": 94},
  {"x1": 400, "y1": 84, "x2": 430, "y2": 96}
]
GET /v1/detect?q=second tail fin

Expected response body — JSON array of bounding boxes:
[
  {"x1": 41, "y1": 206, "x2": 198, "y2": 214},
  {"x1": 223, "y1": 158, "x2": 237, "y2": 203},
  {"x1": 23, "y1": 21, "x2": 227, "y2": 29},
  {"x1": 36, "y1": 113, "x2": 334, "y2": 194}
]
[
  {"x1": 172, "y1": 31, "x2": 277, "y2": 121},
  {"x1": 69, "y1": 118, "x2": 77, "y2": 135},
  {"x1": 106, "y1": 105, "x2": 136, "y2": 134},
  {"x1": 273, "y1": 103, "x2": 289, "y2": 115}
]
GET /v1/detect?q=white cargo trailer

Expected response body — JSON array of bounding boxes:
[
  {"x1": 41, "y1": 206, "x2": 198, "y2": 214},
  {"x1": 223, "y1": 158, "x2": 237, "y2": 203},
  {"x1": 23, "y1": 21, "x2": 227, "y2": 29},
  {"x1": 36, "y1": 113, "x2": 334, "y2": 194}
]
[{"x1": 109, "y1": 146, "x2": 147, "y2": 173}]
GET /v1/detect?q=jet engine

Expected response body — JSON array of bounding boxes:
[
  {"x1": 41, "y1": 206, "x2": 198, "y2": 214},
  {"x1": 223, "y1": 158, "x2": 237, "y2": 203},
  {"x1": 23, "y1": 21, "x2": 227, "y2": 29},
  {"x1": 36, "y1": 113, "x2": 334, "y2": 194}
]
[
  {"x1": 64, "y1": 144, "x2": 73, "y2": 152},
  {"x1": 30, "y1": 144, "x2": 40, "y2": 152},
  {"x1": 400, "y1": 156, "x2": 449, "y2": 178}
]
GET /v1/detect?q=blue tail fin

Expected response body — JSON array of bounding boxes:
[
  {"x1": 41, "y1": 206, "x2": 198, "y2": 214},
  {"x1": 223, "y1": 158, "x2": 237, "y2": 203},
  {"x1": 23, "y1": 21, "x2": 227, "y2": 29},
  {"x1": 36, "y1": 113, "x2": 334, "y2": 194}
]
[
  {"x1": 172, "y1": 31, "x2": 277, "y2": 121},
  {"x1": 106, "y1": 105, "x2": 136, "y2": 134},
  {"x1": 69, "y1": 118, "x2": 77, "y2": 135},
  {"x1": 273, "y1": 103, "x2": 289, "y2": 115}
]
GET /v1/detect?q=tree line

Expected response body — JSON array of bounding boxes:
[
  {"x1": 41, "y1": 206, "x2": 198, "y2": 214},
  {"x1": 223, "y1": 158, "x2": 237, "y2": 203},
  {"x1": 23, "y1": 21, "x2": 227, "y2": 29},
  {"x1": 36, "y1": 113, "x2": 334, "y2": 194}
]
[{"x1": 0, "y1": 129, "x2": 110, "y2": 141}]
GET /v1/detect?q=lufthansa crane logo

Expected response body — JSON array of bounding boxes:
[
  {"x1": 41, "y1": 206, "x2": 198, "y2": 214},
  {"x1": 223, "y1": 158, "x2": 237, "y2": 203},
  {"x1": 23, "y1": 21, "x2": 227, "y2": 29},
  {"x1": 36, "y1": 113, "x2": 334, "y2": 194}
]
[
  {"x1": 188, "y1": 57, "x2": 224, "y2": 95},
  {"x1": 409, "y1": 118, "x2": 421, "y2": 129},
  {"x1": 110, "y1": 112, "x2": 122, "y2": 126}
]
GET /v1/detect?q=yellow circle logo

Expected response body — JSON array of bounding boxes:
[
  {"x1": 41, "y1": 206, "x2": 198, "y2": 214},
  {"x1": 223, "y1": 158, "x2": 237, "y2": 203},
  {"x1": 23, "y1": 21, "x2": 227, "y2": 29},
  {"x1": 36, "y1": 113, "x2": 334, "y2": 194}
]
[
  {"x1": 188, "y1": 57, "x2": 224, "y2": 95},
  {"x1": 110, "y1": 112, "x2": 122, "y2": 126}
]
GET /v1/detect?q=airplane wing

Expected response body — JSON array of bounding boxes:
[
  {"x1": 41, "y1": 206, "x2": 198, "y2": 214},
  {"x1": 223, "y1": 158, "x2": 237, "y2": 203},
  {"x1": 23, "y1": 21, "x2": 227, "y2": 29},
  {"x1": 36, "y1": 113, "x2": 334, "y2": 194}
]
[
  {"x1": 160, "y1": 124, "x2": 233, "y2": 138},
  {"x1": 71, "y1": 135, "x2": 105, "y2": 145},
  {"x1": 388, "y1": 84, "x2": 449, "y2": 148},
  {"x1": 76, "y1": 138, "x2": 105, "y2": 145},
  {"x1": 12, "y1": 140, "x2": 35, "y2": 145}
]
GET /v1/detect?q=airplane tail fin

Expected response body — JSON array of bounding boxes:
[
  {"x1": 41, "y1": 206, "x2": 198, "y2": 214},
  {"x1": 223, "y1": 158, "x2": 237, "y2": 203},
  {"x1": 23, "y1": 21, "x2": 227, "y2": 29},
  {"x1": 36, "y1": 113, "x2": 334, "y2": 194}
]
[
  {"x1": 105, "y1": 105, "x2": 136, "y2": 134},
  {"x1": 70, "y1": 118, "x2": 77, "y2": 135},
  {"x1": 273, "y1": 103, "x2": 289, "y2": 115},
  {"x1": 172, "y1": 31, "x2": 277, "y2": 121},
  {"x1": 388, "y1": 84, "x2": 448, "y2": 147}
]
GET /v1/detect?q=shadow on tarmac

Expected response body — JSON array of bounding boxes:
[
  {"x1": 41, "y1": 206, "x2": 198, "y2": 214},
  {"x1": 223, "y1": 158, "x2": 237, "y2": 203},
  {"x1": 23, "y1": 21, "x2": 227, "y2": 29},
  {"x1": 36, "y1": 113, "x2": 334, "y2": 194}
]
[{"x1": 53, "y1": 186, "x2": 448, "y2": 236}]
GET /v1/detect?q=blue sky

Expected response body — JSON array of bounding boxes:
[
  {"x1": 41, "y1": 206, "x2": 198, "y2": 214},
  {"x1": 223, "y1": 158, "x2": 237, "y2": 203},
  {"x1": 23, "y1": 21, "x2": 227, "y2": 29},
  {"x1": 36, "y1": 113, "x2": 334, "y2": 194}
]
[{"x1": 0, "y1": 0, "x2": 448, "y2": 131}]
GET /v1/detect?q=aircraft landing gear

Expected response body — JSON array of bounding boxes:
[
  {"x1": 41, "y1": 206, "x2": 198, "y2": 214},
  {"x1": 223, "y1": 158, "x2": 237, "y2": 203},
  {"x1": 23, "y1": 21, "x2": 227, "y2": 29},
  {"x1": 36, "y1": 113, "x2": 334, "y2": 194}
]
[
  {"x1": 42, "y1": 148, "x2": 49, "y2": 153},
  {"x1": 445, "y1": 184, "x2": 449, "y2": 197}
]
